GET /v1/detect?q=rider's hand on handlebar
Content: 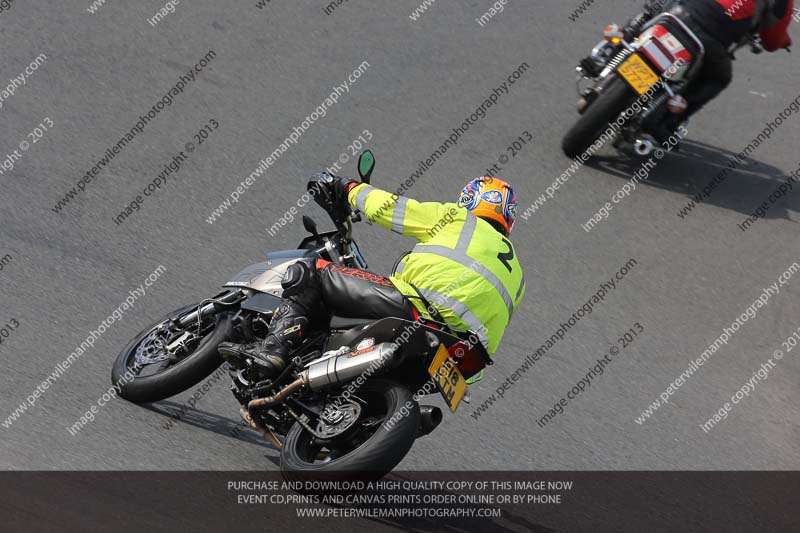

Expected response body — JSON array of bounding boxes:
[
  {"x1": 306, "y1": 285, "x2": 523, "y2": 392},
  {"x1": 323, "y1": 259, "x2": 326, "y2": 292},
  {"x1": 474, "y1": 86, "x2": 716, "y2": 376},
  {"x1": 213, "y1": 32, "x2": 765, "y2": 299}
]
[
  {"x1": 308, "y1": 171, "x2": 359, "y2": 220},
  {"x1": 332, "y1": 175, "x2": 359, "y2": 205},
  {"x1": 331, "y1": 175, "x2": 359, "y2": 221},
  {"x1": 750, "y1": 35, "x2": 764, "y2": 54}
]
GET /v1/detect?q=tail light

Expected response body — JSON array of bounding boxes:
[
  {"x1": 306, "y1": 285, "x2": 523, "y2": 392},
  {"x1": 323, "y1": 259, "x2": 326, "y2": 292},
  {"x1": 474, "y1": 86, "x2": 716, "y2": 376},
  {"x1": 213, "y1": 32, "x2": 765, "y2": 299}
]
[
  {"x1": 447, "y1": 341, "x2": 486, "y2": 379},
  {"x1": 638, "y1": 24, "x2": 693, "y2": 74}
]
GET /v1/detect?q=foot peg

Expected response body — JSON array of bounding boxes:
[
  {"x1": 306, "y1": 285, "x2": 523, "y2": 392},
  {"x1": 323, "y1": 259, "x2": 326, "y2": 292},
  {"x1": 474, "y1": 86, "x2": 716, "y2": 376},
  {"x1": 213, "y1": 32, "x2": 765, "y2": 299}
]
[{"x1": 634, "y1": 138, "x2": 655, "y2": 156}]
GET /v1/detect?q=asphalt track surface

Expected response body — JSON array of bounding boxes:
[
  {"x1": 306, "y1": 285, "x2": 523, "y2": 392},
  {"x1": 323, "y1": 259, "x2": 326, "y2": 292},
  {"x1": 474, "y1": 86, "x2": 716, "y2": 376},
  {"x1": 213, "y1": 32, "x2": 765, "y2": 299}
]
[{"x1": 1, "y1": 0, "x2": 798, "y2": 474}]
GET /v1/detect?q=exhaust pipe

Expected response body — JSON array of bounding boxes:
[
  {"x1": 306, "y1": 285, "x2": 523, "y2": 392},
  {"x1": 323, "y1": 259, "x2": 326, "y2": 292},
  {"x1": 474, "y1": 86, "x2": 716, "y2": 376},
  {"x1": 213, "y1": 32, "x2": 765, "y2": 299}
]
[
  {"x1": 416, "y1": 406, "x2": 443, "y2": 438},
  {"x1": 303, "y1": 342, "x2": 399, "y2": 390},
  {"x1": 245, "y1": 377, "x2": 307, "y2": 449},
  {"x1": 240, "y1": 406, "x2": 282, "y2": 449},
  {"x1": 247, "y1": 376, "x2": 306, "y2": 410},
  {"x1": 634, "y1": 138, "x2": 654, "y2": 156}
]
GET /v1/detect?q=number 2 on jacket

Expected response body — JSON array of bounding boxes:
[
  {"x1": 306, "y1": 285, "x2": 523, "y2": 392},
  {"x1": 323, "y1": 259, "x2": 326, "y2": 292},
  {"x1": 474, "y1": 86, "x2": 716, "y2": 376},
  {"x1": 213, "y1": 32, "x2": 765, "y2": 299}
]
[{"x1": 497, "y1": 237, "x2": 514, "y2": 273}]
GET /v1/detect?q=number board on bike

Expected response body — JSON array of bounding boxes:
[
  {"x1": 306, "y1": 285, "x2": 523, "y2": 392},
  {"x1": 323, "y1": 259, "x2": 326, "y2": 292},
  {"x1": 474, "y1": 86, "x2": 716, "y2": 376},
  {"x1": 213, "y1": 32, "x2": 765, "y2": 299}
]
[
  {"x1": 617, "y1": 54, "x2": 659, "y2": 95},
  {"x1": 428, "y1": 344, "x2": 467, "y2": 413}
]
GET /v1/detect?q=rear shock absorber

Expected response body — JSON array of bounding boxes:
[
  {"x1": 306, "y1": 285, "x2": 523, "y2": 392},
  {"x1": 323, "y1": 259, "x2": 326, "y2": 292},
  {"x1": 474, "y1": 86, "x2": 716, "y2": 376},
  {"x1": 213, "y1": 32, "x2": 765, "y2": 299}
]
[{"x1": 600, "y1": 48, "x2": 633, "y2": 78}]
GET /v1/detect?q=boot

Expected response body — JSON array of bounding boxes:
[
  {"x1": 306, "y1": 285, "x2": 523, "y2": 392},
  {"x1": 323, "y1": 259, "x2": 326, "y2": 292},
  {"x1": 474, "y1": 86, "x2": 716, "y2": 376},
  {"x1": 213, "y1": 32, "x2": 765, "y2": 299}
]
[{"x1": 219, "y1": 302, "x2": 309, "y2": 377}]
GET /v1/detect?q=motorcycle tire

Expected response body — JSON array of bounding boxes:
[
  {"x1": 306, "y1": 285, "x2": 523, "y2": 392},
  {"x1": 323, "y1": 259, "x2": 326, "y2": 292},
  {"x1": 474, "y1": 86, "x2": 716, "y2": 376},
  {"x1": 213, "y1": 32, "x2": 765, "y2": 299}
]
[
  {"x1": 562, "y1": 74, "x2": 636, "y2": 159},
  {"x1": 280, "y1": 379, "x2": 419, "y2": 482},
  {"x1": 111, "y1": 305, "x2": 233, "y2": 404}
]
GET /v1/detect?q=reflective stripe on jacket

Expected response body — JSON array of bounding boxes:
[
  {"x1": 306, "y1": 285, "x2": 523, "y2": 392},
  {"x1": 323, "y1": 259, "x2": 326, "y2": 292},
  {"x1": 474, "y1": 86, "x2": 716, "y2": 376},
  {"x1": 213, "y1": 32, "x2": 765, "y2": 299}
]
[{"x1": 349, "y1": 183, "x2": 525, "y2": 355}]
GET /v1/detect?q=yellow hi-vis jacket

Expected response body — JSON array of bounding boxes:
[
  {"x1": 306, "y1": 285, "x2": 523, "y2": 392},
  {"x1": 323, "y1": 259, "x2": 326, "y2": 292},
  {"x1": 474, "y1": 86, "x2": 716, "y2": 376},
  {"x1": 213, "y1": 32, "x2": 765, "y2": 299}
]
[{"x1": 349, "y1": 183, "x2": 525, "y2": 356}]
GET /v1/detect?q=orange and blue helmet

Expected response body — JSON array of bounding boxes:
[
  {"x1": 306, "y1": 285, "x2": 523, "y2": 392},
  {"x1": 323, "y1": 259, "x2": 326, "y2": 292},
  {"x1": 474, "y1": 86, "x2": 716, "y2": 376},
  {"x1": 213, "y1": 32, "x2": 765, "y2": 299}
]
[{"x1": 457, "y1": 176, "x2": 517, "y2": 234}]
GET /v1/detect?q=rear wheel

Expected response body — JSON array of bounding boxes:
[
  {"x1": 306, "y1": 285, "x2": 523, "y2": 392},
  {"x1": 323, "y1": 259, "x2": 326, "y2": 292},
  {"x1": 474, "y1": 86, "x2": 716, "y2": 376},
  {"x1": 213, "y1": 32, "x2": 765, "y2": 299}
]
[
  {"x1": 562, "y1": 75, "x2": 636, "y2": 159},
  {"x1": 111, "y1": 304, "x2": 233, "y2": 403},
  {"x1": 280, "y1": 379, "x2": 419, "y2": 482}
]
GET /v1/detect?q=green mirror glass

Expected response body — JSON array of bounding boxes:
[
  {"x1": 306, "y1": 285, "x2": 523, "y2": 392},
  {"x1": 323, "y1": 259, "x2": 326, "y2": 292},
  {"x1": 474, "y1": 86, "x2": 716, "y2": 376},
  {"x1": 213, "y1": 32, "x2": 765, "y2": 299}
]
[{"x1": 358, "y1": 150, "x2": 375, "y2": 183}]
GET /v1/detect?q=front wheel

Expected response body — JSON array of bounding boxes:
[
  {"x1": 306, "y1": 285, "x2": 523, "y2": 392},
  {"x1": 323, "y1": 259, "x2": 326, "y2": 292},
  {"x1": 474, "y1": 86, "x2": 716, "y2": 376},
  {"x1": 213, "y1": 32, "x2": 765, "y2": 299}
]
[
  {"x1": 562, "y1": 75, "x2": 636, "y2": 159},
  {"x1": 280, "y1": 379, "x2": 419, "y2": 482},
  {"x1": 111, "y1": 304, "x2": 233, "y2": 403}
]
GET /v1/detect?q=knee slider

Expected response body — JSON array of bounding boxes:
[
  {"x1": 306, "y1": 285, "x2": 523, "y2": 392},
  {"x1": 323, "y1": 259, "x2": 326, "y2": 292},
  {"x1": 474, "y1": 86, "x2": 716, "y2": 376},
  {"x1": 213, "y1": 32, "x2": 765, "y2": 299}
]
[{"x1": 281, "y1": 259, "x2": 315, "y2": 297}]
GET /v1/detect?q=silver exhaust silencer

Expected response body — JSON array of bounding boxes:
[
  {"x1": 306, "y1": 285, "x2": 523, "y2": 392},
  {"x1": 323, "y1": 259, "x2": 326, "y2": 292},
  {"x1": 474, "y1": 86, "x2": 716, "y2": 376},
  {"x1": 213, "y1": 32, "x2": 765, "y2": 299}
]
[
  {"x1": 634, "y1": 138, "x2": 654, "y2": 156},
  {"x1": 303, "y1": 342, "x2": 398, "y2": 390}
]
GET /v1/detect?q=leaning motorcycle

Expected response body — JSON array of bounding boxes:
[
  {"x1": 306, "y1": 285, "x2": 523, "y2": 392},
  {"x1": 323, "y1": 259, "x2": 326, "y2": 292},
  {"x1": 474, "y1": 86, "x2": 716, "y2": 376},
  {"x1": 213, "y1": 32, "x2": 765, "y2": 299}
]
[
  {"x1": 562, "y1": 10, "x2": 710, "y2": 158},
  {"x1": 111, "y1": 150, "x2": 491, "y2": 480}
]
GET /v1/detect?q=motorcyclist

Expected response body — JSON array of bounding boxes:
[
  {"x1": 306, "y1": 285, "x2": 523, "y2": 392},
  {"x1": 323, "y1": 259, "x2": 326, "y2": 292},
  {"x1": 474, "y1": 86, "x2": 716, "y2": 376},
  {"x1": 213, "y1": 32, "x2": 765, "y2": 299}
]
[
  {"x1": 627, "y1": 0, "x2": 794, "y2": 143},
  {"x1": 219, "y1": 175, "x2": 526, "y2": 383}
]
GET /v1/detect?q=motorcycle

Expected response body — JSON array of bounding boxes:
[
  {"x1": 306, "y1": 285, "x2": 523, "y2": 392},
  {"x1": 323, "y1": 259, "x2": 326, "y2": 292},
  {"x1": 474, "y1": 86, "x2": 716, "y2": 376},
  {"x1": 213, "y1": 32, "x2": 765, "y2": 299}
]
[
  {"x1": 111, "y1": 150, "x2": 491, "y2": 480},
  {"x1": 562, "y1": 10, "x2": 709, "y2": 158}
]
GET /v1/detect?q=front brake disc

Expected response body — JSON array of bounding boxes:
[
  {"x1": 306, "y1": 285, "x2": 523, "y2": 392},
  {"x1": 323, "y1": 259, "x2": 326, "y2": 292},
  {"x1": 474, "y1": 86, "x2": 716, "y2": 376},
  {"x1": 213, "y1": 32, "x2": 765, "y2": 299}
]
[{"x1": 134, "y1": 327, "x2": 172, "y2": 366}]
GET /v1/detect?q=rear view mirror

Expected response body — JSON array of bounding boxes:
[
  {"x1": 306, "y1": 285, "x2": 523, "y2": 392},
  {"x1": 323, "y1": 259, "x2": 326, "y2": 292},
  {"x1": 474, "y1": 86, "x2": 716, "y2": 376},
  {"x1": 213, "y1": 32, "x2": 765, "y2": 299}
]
[
  {"x1": 358, "y1": 150, "x2": 375, "y2": 183},
  {"x1": 303, "y1": 215, "x2": 323, "y2": 245},
  {"x1": 302, "y1": 215, "x2": 317, "y2": 235}
]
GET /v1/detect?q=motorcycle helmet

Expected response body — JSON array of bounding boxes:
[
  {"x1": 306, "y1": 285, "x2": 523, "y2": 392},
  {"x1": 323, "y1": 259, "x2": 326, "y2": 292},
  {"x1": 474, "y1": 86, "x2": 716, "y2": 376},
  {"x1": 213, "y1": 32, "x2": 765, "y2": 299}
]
[{"x1": 457, "y1": 176, "x2": 517, "y2": 235}]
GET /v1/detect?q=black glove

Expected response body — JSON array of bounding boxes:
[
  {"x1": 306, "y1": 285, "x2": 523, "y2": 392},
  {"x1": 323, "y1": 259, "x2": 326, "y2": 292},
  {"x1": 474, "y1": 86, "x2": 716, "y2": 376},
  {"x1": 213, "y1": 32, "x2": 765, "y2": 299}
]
[
  {"x1": 331, "y1": 175, "x2": 359, "y2": 214},
  {"x1": 642, "y1": 0, "x2": 663, "y2": 18},
  {"x1": 623, "y1": 11, "x2": 651, "y2": 40},
  {"x1": 308, "y1": 172, "x2": 359, "y2": 220},
  {"x1": 332, "y1": 175, "x2": 359, "y2": 202}
]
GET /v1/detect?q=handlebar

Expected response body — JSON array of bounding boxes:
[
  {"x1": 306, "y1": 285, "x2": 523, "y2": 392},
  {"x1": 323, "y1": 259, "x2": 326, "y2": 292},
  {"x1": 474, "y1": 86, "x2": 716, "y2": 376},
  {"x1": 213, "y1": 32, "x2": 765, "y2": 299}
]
[
  {"x1": 303, "y1": 150, "x2": 375, "y2": 268},
  {"x1": 304, "y1": 173, "x2": 367, "y2": 269},
  {"x1": 750, "y1": 35, "x2": 764, "y2": 54},
  {"x1": 306, "y1": 172, "x2": 353, "y2": 238},
  {"x1": 747, "y1": 36, "x2": 791, "y2": 54}
]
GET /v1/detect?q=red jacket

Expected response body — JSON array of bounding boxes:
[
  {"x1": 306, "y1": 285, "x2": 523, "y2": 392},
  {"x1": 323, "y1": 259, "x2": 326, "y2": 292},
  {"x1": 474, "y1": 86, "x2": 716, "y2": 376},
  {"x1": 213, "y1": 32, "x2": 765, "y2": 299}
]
[{"x1": 715, "y1": 0, "x2": 794, "y2": 50}]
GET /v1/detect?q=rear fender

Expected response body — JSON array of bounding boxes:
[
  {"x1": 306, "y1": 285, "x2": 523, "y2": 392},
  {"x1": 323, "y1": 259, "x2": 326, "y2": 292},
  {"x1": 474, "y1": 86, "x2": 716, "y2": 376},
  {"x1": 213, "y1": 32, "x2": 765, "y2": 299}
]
[{"x1": 636, "y1": 14, "x2": 704, "y2": 82}]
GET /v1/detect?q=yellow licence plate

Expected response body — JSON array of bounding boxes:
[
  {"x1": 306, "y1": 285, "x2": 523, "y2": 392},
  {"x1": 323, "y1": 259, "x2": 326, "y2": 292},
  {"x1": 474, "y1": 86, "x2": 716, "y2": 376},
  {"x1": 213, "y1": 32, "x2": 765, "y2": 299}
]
[
  {"x1": 617, "y1": 54, "x2": 659, "y2": 95},
  {"x1": 428, "y1": 344, "x2": 467, "y2": 413}
]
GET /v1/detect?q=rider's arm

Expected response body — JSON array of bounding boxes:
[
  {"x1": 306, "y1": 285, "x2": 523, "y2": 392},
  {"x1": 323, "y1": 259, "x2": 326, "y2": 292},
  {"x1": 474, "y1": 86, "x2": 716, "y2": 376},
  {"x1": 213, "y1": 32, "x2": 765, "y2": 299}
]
[
  {"x1": 622, "y1": 1, "x2": 660, "y2": 40},
  {"x1": 642, "y1": 0, "x2": 662, "y2": 17},
  {"x1": 347, "y1": 183, "x2": 449, "y2": 242},
  {"x1": 759, "y1": 0, "x2": 793, "y2": 51}
]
